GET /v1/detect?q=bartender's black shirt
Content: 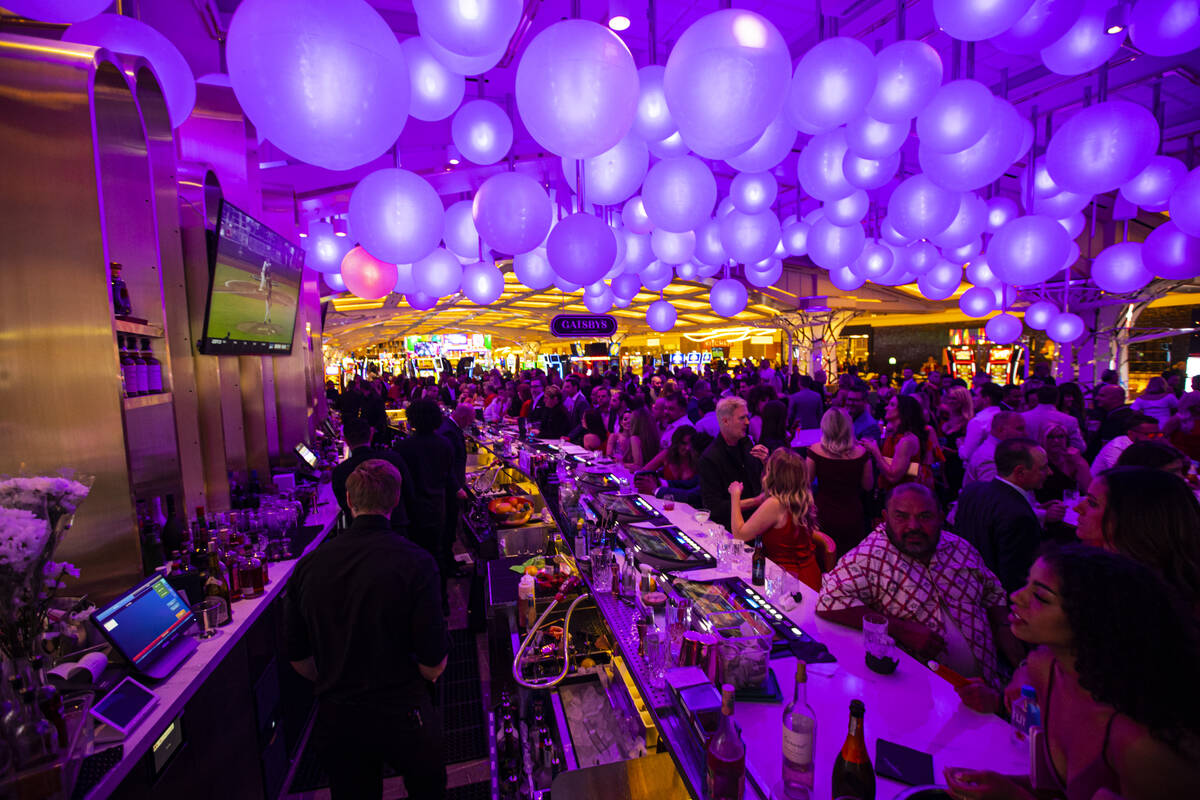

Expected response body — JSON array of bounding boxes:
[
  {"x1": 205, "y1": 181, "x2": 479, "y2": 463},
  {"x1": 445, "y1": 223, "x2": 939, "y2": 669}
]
[
  {"x1": 698, "y1": 434, "x2": 764, "y2": 531},
  {"x1": 285, "y1": 514, "x2": 448, "y2": 707},
  {"x1": 331, "y1": 446, "x2": 415, "y2": 533}
]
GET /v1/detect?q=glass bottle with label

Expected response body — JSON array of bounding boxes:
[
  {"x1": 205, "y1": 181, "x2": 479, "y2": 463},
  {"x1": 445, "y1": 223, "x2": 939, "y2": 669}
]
[
  {"x1": 237, "y1": 545, "x2": 265, "y2": 598},
  {"x1": 139, "y1": 338, "x2": 162, "y2": 393},
  {"x1": 119, "y1": 335, "x2": 140, "y2": 396},
  {"x1": 751, "y1": 536, "x2": 766, "y2": 586},
  {"x1": 706, "y1": 683, "x2": 745, "y2": 800},
  {"x1": 781, "y1": 660, "x2": 816, "y2": 798},
  {"x1": 832, "y1": 699, "x2": 875, "y2": 800},
  {"x1": 110, "y1": 262, "x2": 133, "y2": 318},
  {"x1": 204, "y1": 543, "x2": 234, "y2": 625}
]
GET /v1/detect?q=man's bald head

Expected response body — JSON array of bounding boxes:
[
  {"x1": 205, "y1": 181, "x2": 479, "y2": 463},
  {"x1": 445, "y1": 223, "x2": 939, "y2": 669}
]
[
  {"x1": 991, "y1": 410, "x2": 1026, "y2": 440},
  {"x1": 1096, "y1": 384, "x2": 1126, "y2": 411}
]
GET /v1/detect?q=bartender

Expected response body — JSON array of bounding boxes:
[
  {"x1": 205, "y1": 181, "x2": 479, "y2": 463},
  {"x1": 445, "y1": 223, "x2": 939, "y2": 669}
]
[
  {"x1": 698, "y1": 396, "x2": 768, "y2": 530},
  {"x1": 286, "y1": 459, "x2": 449, "y2": 799}
]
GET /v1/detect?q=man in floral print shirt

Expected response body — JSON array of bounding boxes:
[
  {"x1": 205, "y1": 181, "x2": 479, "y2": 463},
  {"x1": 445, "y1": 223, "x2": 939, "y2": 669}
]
[{"x1": 817, "y1": 483, "x2": 1024, "y2": 709}]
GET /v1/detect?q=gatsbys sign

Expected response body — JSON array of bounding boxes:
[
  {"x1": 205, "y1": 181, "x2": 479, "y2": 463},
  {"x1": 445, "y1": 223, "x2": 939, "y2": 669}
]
[{"x1": 549, "y1": 314, "x2": 618, "y2": 338}]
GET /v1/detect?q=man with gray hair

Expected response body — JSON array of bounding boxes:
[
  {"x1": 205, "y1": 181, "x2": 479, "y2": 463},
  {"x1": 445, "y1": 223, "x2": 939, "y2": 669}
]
[{"x1": 698, "y1": 396, "x2": 769, "y2": 530}]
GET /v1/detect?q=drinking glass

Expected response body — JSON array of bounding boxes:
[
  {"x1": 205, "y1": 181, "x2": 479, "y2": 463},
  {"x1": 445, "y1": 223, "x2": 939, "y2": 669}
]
[
  {"x1": 862, "y1": 613, "x2": 898, "y2": 674},
  {"x1": 764, "y1": 563, "x2": 785, "y2": 601},
  {"x1": 193, "y1": 598, "x2": 224, "y2": 639},
  {"x1": 645, "y1": 626, "x2": 668, "y2": 689},
  {"x1": 718, "y1": 534, "x2": 736, "y2": 574},
  {"x1": 691, "y1": 508, "x2": 711, "y2": 533},
  {"x1": 590, "y1": 546, "x2": 613, "y2": 593}
]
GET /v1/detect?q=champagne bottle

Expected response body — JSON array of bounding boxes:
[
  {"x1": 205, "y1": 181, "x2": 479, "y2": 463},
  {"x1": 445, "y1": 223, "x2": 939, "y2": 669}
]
[
  {"x1": 706, "y1": 683, "x2": 746, "y2": 800},
  {"x1": 751, "y1": 536, "x2": 766, "y2": 586},
  {"x1": 781, "y1": 661, "x2": 816, "y2": 799},
  {"x1": 831, "y1": 699, "x2": 875, "y2": 800}
]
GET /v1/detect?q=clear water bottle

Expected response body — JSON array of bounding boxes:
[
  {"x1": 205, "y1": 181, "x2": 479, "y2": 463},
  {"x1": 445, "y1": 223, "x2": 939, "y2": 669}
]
[{"x1": 1010, "y1": 685, "x2": 1041, "y2": 742}]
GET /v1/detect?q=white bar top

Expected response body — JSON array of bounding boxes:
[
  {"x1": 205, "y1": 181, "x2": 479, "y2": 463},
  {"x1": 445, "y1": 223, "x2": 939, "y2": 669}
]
[{"x1": 84, "y1": 483, "x2": 340, "y2": 800}]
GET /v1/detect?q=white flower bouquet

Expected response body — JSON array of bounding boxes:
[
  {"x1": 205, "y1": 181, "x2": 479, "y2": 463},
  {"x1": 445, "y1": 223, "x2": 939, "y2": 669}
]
[{"x1": 0, "y1": 472, "x2": 93, "y2": 662}]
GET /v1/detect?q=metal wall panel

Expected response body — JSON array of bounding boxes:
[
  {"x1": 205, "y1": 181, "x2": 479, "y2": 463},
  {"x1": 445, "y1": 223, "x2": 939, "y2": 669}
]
[{"x1": 0, "y1": 36, "x2": 142, "y2": 602}]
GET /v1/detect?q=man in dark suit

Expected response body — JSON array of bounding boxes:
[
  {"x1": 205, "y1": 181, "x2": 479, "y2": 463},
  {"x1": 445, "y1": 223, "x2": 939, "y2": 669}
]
[
  {"x1": 787, "y1": 375, "x2": 824, "y2": 430},
  {"x1": 436, "y1": 403, "x2": 474, "y2": 579},
  {"x1": 332, "y1": 419, "x2": 415, "y2": 536},
  {"x1": 953, "y1": 438, "x2": 1062, "y2": 592},
  {"x1": 698, "y1": 397, "x2": 769, "y2": 531},
  {"x1": 393, "y1": 400, "x2": 458, "y2": 613}
]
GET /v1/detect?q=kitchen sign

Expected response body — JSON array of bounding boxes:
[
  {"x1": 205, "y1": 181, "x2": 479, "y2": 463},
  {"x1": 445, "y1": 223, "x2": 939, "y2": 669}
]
[{"x1": 549, "y1": 314, "x2": 618, "y2": 338}]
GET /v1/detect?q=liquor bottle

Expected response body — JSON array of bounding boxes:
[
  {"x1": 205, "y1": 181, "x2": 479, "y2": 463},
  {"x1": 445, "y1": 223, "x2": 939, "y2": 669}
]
[
  {"x1": 190, "y1": 535, "x2": 210, "y2": 572},
  {"x1": 247, "y1": 470, "x2": 262, "y2": 509},
  {"x1": 237, "y1": 545, "x2": 265, "y2": 598},
  {"x1": 119, "y1": 336, "x2": 140, "y2": 396},
  {"x1": 192, "y1": 506, "x2": 208, "y2": 545},
  {"x1": 781, "y1": 661, "x2": 816, "y2": 799},
  {"x1": 139, "y1": 338, "x2": 162, "y2": 393},
  {"x1": 751, "y1": 536, "x2": 766, "y2": 586},
  {"x1": 129, "y1": 337, "x2": 149, "y2": 397},
  {"x1": 831, "y1": 699, "x2": 875, "y2": 800},
  {"x1": 136, "y1": 500, "x2": 165, "y2": 574},
  {"x1": 166, "y1": 551, "x2": 204, "y2": 606},
  {"x1": 160, "y1": 495, "x2": 187, "y2": 556},
  {"x1": 706, "y1": 683, "x2": 746, "y2": 800},
  {"x1": 110, "y1": 262, "x2": 133, "y2": 318},
  {"x1": 203, "y1": 543, "x2": 234, "y2": 625}
]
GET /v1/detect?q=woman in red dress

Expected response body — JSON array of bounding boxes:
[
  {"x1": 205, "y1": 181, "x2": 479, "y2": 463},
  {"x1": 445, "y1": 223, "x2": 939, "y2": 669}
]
[{"x1": 728, "y1": 449, "x2": 835, "y2": 590}]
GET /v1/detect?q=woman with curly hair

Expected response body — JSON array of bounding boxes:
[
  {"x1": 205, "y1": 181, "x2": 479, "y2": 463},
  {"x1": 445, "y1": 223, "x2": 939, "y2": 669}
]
[
  {"x1": 728, "y1": 448, "x2": 835, "y2": 589},
  {"x1": 946, "y1": 545, "x2": 1200, "y2": 799},
  {"x1": 1074, "y1": 466, "x2": 1200, "y2": 616},
  {"x1": 863, "y1": 394, "x2": 937, "y2": 490}
]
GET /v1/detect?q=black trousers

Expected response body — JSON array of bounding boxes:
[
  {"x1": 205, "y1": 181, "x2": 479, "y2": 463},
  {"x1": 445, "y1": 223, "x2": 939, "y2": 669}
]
[{"x1": 312, "y1": 695, "x2": 446, "y2": 800}]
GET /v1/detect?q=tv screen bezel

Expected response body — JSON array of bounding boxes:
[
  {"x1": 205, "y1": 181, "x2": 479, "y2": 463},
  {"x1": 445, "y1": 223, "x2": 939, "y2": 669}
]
[{"x1": 199, "y1": 200, "x2": 303, "y2": 356}]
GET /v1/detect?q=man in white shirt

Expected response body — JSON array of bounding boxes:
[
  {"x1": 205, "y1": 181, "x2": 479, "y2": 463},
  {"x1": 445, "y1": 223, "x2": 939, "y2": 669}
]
[
  {"x1": 961, "y1": 383, "x2": 1005, "y2": 461},
  {"x1": 657, "y1": 393, "x2": 691, "y2": 450},
  {"x1": 1022, "y1": 384, "x2": 1085, "y2": 451},
  {"x1": 1092, "y1": 414, "x2": 1160, "y2": 473},
  {"x1": 965, "y1": 411, "x2": 1027, "y2": 484}
]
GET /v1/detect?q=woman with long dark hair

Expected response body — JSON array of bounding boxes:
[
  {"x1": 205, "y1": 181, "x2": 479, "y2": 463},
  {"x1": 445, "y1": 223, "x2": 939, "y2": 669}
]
[
  {"x1": 1074, "y1": 466, "x2": 1200, "y2": 615},
  {"x1": 863, "y1": 394, "x2": 935, "y2": 490},
  {"x1": 756, "y1": 398, "x2": 790, "y2": 454},
  {"x1": 947, "y1": 545, "x2": 1200, "y2": 798}
]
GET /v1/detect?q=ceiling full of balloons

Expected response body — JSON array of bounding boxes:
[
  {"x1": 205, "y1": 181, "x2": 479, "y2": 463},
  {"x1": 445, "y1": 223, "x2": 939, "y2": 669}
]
[{"x1": 16, "y1": 0, "x2": 1200, "y2": 345}]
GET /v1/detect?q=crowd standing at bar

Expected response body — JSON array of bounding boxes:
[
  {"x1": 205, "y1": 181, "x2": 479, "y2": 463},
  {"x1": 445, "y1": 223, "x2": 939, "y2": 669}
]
[{"x1": 313, "y1": 356, "x2": 1200, "y2": 799}]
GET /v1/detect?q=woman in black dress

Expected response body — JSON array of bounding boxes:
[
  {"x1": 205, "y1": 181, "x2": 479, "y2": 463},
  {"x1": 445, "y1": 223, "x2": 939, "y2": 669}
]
[{"x1": 805, "y1": 408, "x2": 873, "y2": 556}]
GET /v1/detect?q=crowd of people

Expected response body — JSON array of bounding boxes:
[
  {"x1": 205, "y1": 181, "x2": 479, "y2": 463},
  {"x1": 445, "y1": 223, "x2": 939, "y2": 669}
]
[{"x1": 310, "y1": 357, "x2": 1200, "y2": 798}]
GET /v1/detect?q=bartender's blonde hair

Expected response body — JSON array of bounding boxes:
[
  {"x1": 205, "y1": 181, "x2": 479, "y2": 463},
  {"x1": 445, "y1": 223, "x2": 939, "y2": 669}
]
[{"x1": 762, "y1": 449, "x2": 817, "y2": 530}]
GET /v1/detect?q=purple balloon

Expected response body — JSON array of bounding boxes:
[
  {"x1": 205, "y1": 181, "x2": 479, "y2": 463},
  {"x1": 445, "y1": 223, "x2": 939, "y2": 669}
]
[
  {"x1": 921, "y1": 98, "x2": 1026, "y2": 192},
  {"x1": 944, "y1": 237, "x2": 984, "y2": 263},
  {"x1": 731, "y1": 172, "x2": 778, "y2": 214},
  {"x1": 304, "y1": 221, "x2": 355, "y2": 274},
  {"x1": 633, "y1": 65, "x2": 676, "y2": 142},
  {"x1": 720, "y1": 210, "x2": 781, "y2": 264},
  {"x1": 989, "y1": 215, "x2": 1073, "y2": 286},
  {"x1": 584, "y1": 284, "x2": 615, "y2": 313},
  {"x1": 889, "y1": 174, "x2": 961, "y2": 240},
  {"x1": 407, "y1": 290, "x2": 440, "y2": 311},
  {"x1": 1130, "y1": 0, "x2": 1200, "y2": 57},
  {"x1": 1046, "y1": 311, "x2": 1085, "y2": 343},
  {"x1": 695, "y1": 220, "x2": 728, "y2": 266},
  {"x1": 868, "y1": 39, "x2": 944, "y2": 123},
  {"x1": 991, "y1": 0, "x2": 1087, "y2": 53},
  {"x1": 986, "y1": 197, "x2": 1020, "y2": 233},
  {"x1": 640, "y1": 260, "x2": 674, "y2": 291},
  {"x1": 443, "y1": 199, "x2": 480, "y2": 259},
  {"x1": 916, "y1": 80, "x2": 997, "y2": 154},
  {"x1": 473, "y1": 172, "x2": 553, "y2": 255},
  {"x1": 514, "y1": 248, "x2": 554, "y2": 289},
  {"x1": 413, "y1": 247, "x2": 462, "y2": 297},
  {"x1": 830, "y1": 265, "x2": 867, "y2": 291},
  {"x1": 642, "y1": 156, "x2": 718, "y2": 233},
  {"x1": 1040, "y1": 4, "x2": 1124, "y2": 75},
  {"x1": 225, "y1": 0, "x2": 406, "y2": 167},
  {"x1": 412, "y1": 0, "x2": 521, "y2": 58},
  {"x1": 547, "y1": 213, "x2": 618, "y2": 285},
  {"x1": 5, "y1": 0, "x2": 110, "y2": 22},
  {"x1": 1024, "y1": 300, "x2": 1059, "y2": 330},
  {"x1": 1045, "y1": 101, "x2": 1160, "y2": 196},
  {"x1": 350, "y1": 168, "x2": 445, "y2": 264},
  {"x1": 1170, "y1": 167, "x2": 1200, "y2": 237},
  {"x1": 808, "y1": 218, "x2": 866, "y2": 269},
  {"x1": 725, "y1": 109, "x2": 798, "y2": 173},
  {"x1": 665, "y1": 9, "x2": 792, "y2": 159},
  {"x1": 931, "y1": 193, "x2": 989, "y2": 249},
  {"x1": 65, "y1": 13, "x2": 196, "y2": 128},
  {"x1": 651, "y1": 228, "x2": 697, "y2": 265},
  {"x1": 746, "y1": 258, "x2": 783, "y2": 287},
  {"x1": 1120, "y1": 155, "x2": 1187, "y2": 210},
  {"x1": 646, "y1": 298, "x2": 678, "y2": 332},
  {"x1": 844, "y1": 150, "x2": 901, "y2": 190},
  {"x1": 452, "y1": 99, "x2": 513, "y2": 165},
  {"x1": 400, "y1": 36, "x2": 466, "y2": 121},
  {"x1": 918, "y1": 261, "x2": 963, "y2": 300},
  {"x1": 1143, "y1": 221, "x2": 1200, "y2": 279},
  {"x1": 782, "y1": 220, "x2": 811, "y2": 257},
  {"x1": 797, "y1": 128, "x2": 855, "y2": 202},
  {"x1": 907, "y1": 241, "x2": 941, "y2": 276},
  {"x1": 855, "y1": 242, "x2": 895, "y2": 280},
  {"x1": 881, "y1": 216, "x2": 914, "y2": 246},
  {"x1": 846, "y1": 114, "x2": 910, "y2": 159},
  {"x1": 648, "y1": 131, "x2": 691, "y2": 159},
  {"x1": 622, "y1": 196, "x2": 654, "y2": 235},
  {"x1": 422, "y1": 33, "x2": 504, "y2": 75},
  {"x1": 462, "y1": 260, "x2": 505, "y2": 305},
  {"x1": 985, "y1": 312, "x2": 1024, "y2": 344},
  {"x1": 563, "y1": 132, "x2": 649, "y2": 207},
  {"x1": 515, "y1": 20, "x2": 638, "y2": 159},
  {"x1": 824, "y1": 190, "x2": 871, "y2": 227},
  {"x1": 611, "y1": 272, "x2": 642, "y2": 301},
  {"x1": 322, "y1": 271, "x2": 347, "y2": 292},
  {"x1": 960, "y1": 286, "x2": 997, "y2": 317},
  {"x1": 934, "y1": 0, "x2": 1038, "y2": 41},
  {"x1": 1091, "y1": 242, "x2": 1153, "y2": 293},
  {"x1": 787, "y1": 37, "x2": 878, "y2": 134},
  {"x1": 622, "y1": 230, "x2": 654, "y2": 272}
]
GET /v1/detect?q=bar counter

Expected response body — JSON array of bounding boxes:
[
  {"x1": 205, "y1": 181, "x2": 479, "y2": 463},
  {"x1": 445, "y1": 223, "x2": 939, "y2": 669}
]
[
  {"x1": 84, "y1": 483, "x2": 340, "y2": 800},
  {"x1": 472, "y1": 428, "x2": 1026, "y2": 800}
]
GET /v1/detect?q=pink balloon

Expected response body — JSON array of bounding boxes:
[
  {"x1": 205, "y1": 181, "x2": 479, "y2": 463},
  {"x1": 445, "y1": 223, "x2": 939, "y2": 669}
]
[{"x1": 341, "y1": 246, "x2": 398, "y2": 300}]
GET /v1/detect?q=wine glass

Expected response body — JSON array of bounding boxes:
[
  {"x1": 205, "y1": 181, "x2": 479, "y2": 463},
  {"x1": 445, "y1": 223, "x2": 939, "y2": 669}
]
[{"x1": 692, "y1": 508, "x2": 710, "y2": 538}]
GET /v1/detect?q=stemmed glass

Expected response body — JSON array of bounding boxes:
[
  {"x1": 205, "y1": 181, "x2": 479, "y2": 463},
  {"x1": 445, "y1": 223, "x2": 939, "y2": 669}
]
[{"x1": 691, "y1": 508, "x2": 710, "y2": 538}]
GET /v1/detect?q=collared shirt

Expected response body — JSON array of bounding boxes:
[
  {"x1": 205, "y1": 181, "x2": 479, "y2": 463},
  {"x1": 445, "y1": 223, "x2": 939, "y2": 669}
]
[
  {"x1": 852, "y1": 409, "x2": 880, "y2": 441},
  {"x1": 817, "y1": 525, "x2": 1008, "y2": 687},
  {"x1": 965, "y1": 436, "x2": 1000, "y2": 484},
  {"x1": 996, "y1": 476, "x2": 1037, "y2": 514},
  {"x1": 960, "y1": 406, "x2": 999, "y2": 461},
  {"x1": 1093, "y1": 434, "x2": 1132, "y2": 473},
  {"x1": 286, "y1": 514, "x2": 449, "y2": 706}
]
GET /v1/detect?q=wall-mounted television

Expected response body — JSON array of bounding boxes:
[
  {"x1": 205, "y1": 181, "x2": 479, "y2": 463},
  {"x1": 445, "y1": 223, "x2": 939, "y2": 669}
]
[{"x1": 200, "y1": 201, "x2": 303, "y2": 355}]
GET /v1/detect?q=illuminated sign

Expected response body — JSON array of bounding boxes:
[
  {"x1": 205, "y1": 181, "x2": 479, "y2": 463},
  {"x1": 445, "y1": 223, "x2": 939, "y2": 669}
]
[{"x1": 549, "y1": 314, "x2": 618, "y2": 338}]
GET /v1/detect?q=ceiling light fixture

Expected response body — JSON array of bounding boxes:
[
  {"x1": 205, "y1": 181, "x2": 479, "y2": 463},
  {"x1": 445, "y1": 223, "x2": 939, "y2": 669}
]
[
  {"x1": 332, "y1": 216, "x2": 348, "y2": 237},
  {"x1": 608, "y1": 0, "x2": 632, "y2": 31},
  {"x1": 1104, "y1": 2, "x2": 1129, "y2": 35},
  {"x1": 447, "y1": 144, "x2": 461, "y2": 166}
]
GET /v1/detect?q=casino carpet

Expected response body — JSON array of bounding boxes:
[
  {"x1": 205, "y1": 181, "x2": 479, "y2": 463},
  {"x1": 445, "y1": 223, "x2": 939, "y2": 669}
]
[{"x1": 286, "y1": 627, "x2": 488, "y2": 795}]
